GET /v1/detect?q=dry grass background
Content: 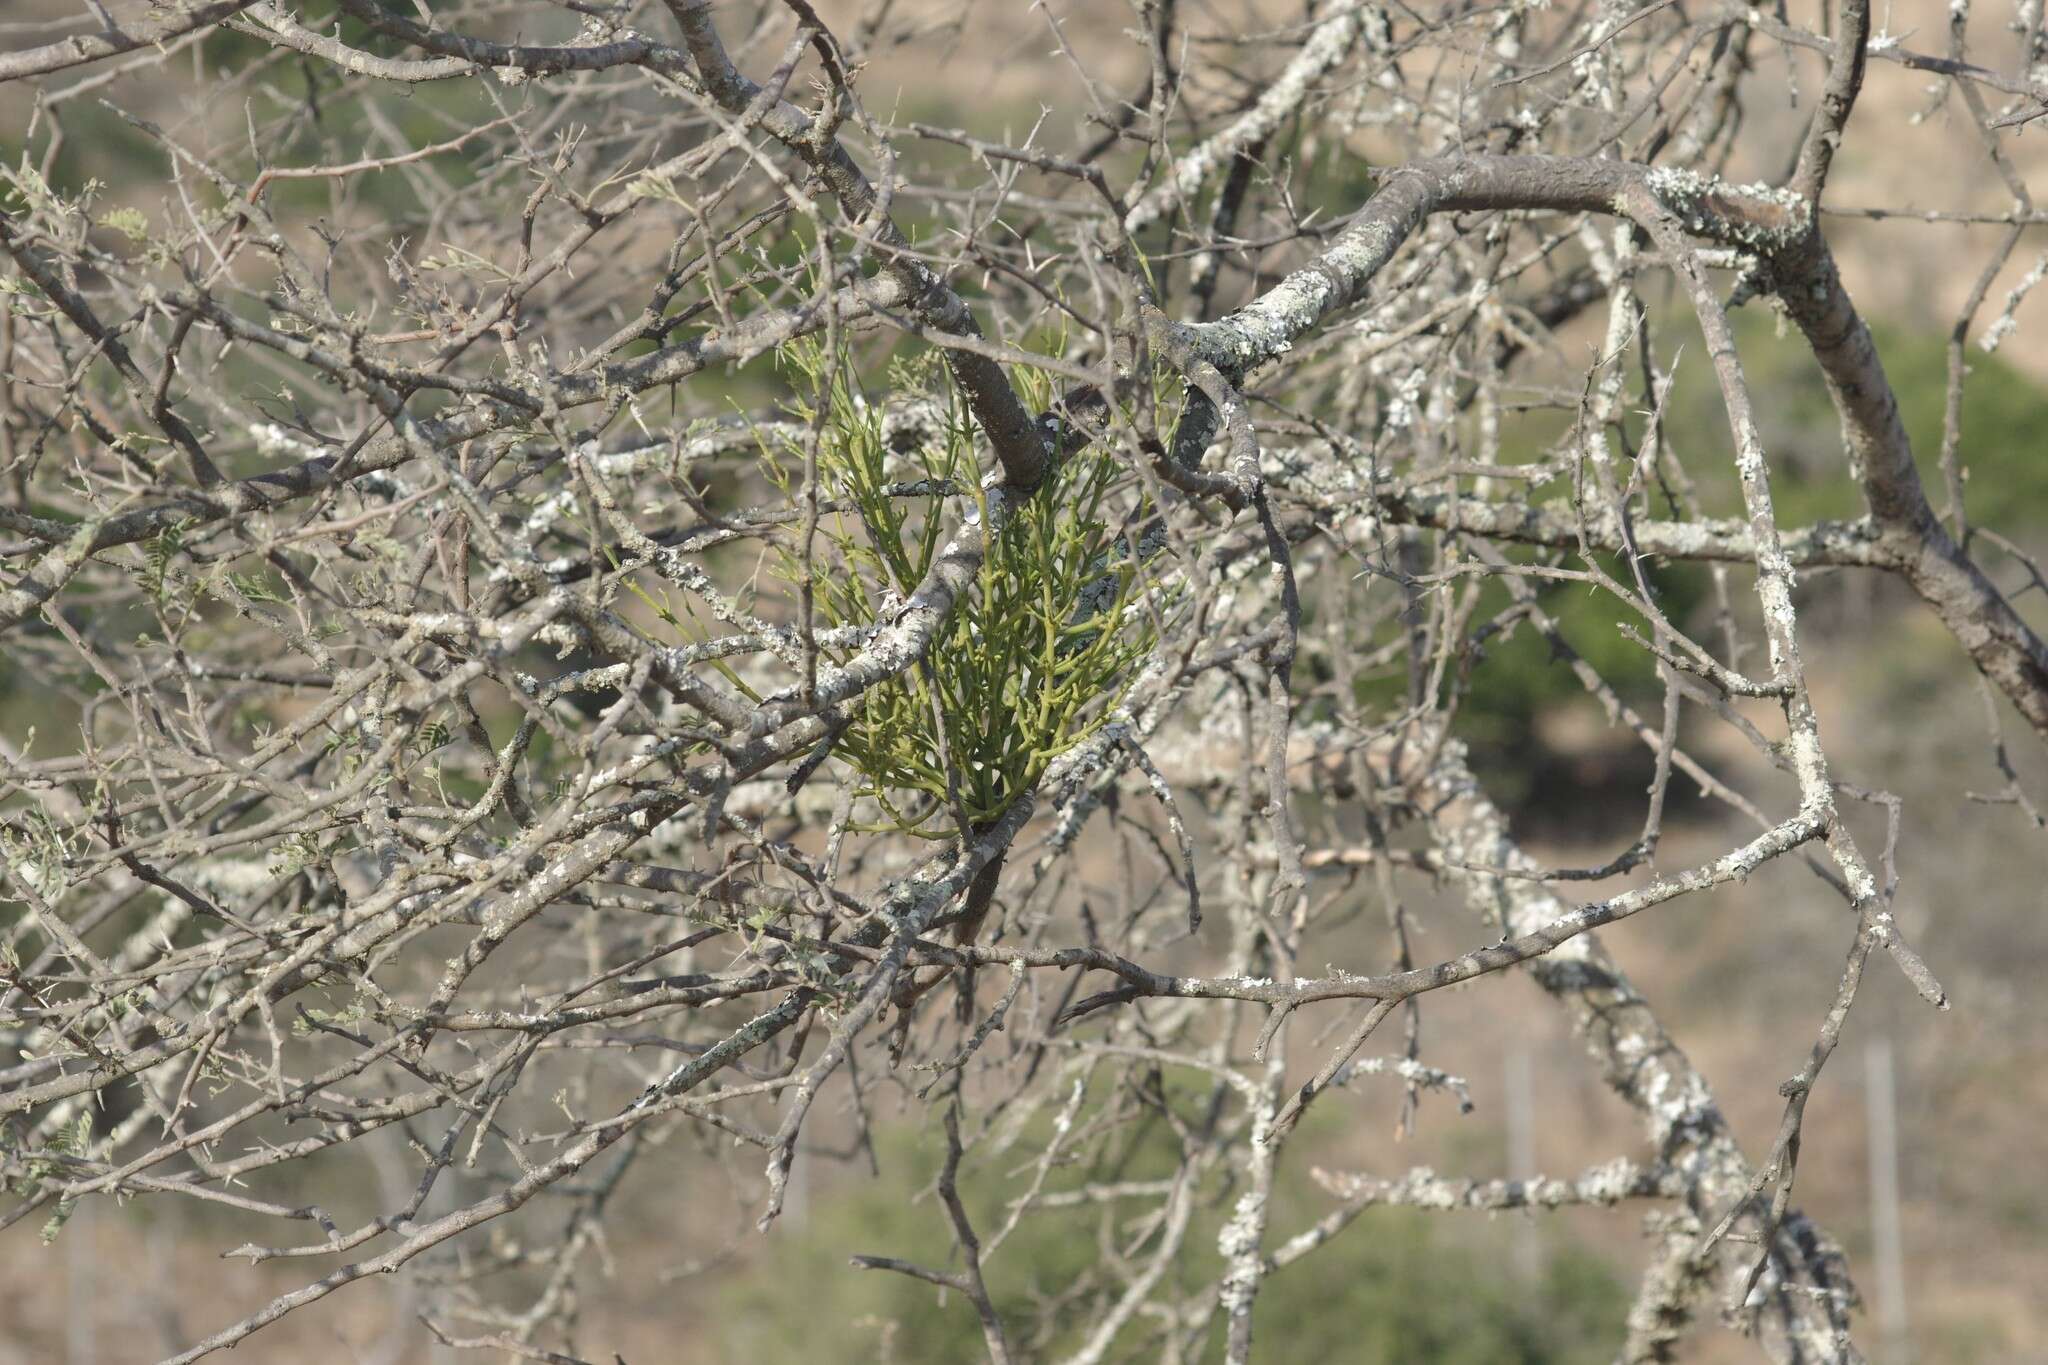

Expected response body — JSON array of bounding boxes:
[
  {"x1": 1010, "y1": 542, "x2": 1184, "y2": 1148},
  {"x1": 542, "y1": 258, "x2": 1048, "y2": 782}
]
[{"x1": 3, "y1": 1, "x2": 2048, "y2": 1361}]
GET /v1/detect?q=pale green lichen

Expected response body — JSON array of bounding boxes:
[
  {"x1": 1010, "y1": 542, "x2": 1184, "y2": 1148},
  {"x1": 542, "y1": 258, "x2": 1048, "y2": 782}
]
[{"x1": 1640, "y1": 166, "x2": 1813, "y2": 251}]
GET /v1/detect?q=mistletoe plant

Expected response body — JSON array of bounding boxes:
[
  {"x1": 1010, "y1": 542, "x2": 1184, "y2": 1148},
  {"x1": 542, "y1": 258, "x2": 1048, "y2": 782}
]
[{"x1": 767, "y1": 340, "x2": 1157, "y2": 839}]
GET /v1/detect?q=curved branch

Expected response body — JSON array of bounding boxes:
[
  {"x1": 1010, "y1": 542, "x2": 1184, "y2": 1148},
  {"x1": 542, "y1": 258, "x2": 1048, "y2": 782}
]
[
  {"x1": 1365, "y1": 732, "x2": 1860, "y2": 1364},
  {"x1": 0, "y1": 0, "x2": 257, "y2": 83},
  {"x1": 661, "y1": 0, "x2": 1050, "y2": 487},
  {"x1": 1768, "y1": 235, "x2": 2048, "y2": 736}
]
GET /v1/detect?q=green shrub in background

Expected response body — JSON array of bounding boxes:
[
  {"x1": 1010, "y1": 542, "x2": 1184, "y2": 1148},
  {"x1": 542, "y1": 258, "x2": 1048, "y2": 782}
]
[
  {"x1": 1248, "y1": 1212, "x2": 1625, "y2": 1365},
  {"x1": 714, "y1": 1128, "x2": 1626, "y2": 1363},
  {"x1": 1681, "y1": 307, "x2": 2039, "y2": 530},
  {"x1": 1354, "y1": 311, "x2": 2048, "y2": 808}
]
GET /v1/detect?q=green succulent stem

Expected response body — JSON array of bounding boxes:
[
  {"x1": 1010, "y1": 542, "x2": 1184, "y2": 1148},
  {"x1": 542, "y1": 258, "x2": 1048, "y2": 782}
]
[{"x1": 763, "y1": 338, "x2": 1157, "y2": 837}]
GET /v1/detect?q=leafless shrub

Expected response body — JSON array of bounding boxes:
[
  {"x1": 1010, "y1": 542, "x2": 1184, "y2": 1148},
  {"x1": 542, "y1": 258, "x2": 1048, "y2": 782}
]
[{"x1": 3, "y1": 0, "x2": 2044, "y2": 1359}]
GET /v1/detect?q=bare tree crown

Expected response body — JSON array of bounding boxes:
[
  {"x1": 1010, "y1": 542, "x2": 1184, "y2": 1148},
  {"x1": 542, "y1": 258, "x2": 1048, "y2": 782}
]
[{"x1": 2, "y1": 0, "x2": 2044, "y2": 1359}]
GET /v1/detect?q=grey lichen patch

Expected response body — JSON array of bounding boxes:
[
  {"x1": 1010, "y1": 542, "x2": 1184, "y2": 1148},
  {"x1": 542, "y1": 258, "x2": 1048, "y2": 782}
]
[
  {"x1": 1638, "y1": 166, "x2": 1813, "y2": 252},
  {"x1": 1215, "y1": 1185, "x2": 1269, "y2": 1315},
  {"x1": 1189, "y1": 216, "x2": 1403, "y2": 374}
]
